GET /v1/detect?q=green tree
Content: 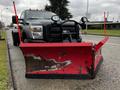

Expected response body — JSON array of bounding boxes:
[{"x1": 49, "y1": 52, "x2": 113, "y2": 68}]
[{"x1": 45, "y1": 0, "x2": 72, "y2": 20}]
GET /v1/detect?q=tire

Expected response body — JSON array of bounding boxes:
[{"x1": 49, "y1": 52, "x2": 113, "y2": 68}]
[
  {"x1": 12, "y1": 31, "x2": 20, "y2": 46},
  {"x1": 22, "y1": 32, "x2": 28, "y2": 42},
  {"x1": 13, "y1": 41, "x2": 18, "y2": 46}
]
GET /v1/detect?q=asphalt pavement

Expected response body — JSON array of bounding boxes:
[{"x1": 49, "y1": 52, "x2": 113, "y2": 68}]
[{"x1": 7, "y1": 30, "x2": 120, "y2": 90}]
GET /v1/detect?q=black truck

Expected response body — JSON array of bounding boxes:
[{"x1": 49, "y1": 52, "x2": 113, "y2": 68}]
[{"x1": 12, "y1": 9, "x2": 87, "y2": 46}]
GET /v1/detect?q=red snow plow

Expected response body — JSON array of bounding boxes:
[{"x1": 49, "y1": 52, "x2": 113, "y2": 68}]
[
  {"x1": 20, "y1": 37, "x2": 108, "y2": 79},
  {"x1": 12, "y1": 1, "x2": 109, "y2": 79}
]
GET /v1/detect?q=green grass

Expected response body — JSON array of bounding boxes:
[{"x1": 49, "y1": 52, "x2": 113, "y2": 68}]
[
  {"x1": 83, "y1": 29, "x2": 120, "y2": 37},
  {"x1": 0, "y1": 31, "x2": 8, "y2": 90}
]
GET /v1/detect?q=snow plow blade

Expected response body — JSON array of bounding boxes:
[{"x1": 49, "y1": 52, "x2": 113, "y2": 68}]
[{"x1": 20, "y1": 37, "x2": 108, "y2": 79}]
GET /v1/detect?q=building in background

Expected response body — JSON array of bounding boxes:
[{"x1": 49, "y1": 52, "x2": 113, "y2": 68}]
[{"x1": 87, "y1": 21, "x2": 120, "y2": 30}]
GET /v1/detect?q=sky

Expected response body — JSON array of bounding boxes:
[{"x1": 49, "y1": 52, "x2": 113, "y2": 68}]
[{"x1": 0, "y1": 0, "x2": 120, "y2": 25}]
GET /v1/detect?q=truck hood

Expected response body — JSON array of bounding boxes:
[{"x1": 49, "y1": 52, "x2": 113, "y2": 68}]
[
  {"x1": 26, "y1": 19, "x2": 78, "y2": 26},
  {"x1": 26, "y1": 20, "x2": 54, "y2": 26}
]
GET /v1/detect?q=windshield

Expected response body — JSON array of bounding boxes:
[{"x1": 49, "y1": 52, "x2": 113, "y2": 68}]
[{"x1": 26, "y1": 10, "x2": 55, "y2": 20}]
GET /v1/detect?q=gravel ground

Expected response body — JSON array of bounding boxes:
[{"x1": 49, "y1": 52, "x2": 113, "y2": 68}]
[{"x1": 7, "y1": 30, "x2": 120, "y2": 90}]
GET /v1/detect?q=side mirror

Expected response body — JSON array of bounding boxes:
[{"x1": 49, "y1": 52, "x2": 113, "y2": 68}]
[
  {"x1": 12, "y1": 16, "x2": 18, "y2": 24},
  {"x1": 81, "y1": 17, "x2": 88, "y2": 23}
]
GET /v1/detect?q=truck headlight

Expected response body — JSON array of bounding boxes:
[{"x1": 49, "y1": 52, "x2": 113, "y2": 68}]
[{"x1": 29, "y1": 25, "x2": 43, "y2": 39}]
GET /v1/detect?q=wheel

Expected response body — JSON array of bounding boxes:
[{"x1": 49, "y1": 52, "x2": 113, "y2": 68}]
[
  {"x1": 13, "y1": 41, "x2": 18, "y2": 46},
  {"x1": 12, "y1": 31, "x2": 20, "y2": 46},
  {"x1": 22, "y1": 32, "x2": 28, "y2": 42}
]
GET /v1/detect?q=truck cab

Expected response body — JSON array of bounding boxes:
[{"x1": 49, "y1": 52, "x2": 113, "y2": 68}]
[{"x1": 12, "y1": 9, "x2": 83, "y2": 46}]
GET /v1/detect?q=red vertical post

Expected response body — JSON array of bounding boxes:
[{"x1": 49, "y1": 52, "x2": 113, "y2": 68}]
[
  {"x1": 104, "y1": 12, "x2": 107, "y2": 35},
  {"x1": 13, "y1": 1, "x2": 22, "y2": 43}
]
